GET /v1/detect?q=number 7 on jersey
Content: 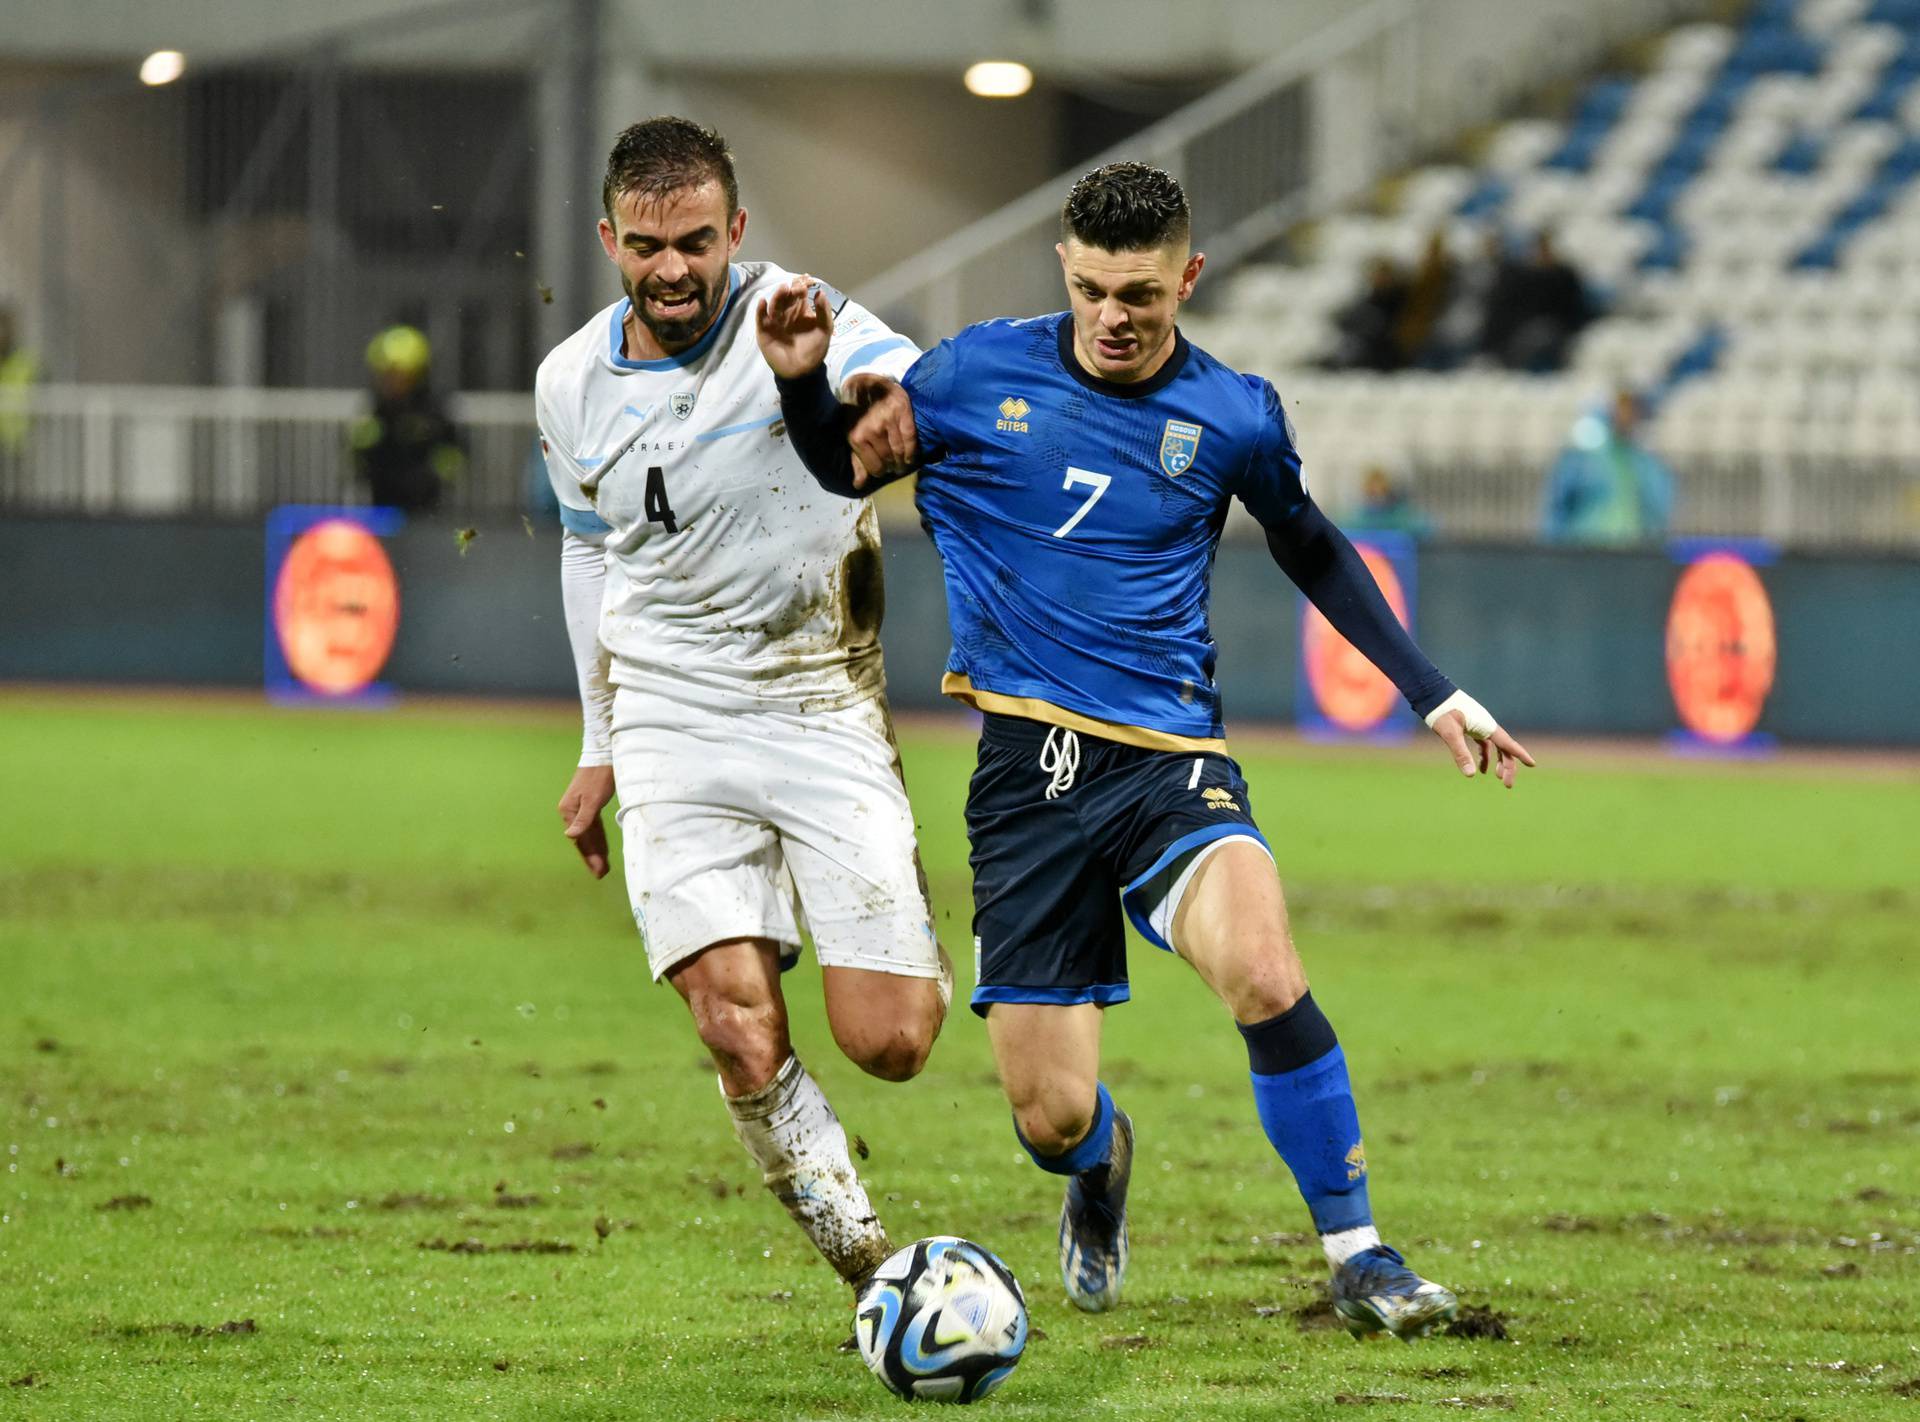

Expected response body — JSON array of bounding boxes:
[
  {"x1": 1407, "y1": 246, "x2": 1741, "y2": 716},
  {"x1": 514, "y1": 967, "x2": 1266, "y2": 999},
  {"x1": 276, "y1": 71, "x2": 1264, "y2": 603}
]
[{"x1": 1053, "y1": 466, "x2": 1112, "y2": 538}]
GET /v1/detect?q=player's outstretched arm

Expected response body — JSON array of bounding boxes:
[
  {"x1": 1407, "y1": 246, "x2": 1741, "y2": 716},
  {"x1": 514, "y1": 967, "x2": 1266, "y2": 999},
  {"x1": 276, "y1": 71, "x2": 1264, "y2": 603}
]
[
  {"x1": 1263, "y1": 507, "x2": 1536, "y2": 788},
  {"x1": 757, "y1": 276, "x2": 914, "y2": 498}
]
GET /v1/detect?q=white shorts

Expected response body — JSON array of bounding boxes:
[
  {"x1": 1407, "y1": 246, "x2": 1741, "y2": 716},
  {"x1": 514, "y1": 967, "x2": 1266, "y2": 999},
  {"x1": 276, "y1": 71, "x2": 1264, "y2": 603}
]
[{"x1": 609, "y1": 686, "x2": 941, "y2": 983}]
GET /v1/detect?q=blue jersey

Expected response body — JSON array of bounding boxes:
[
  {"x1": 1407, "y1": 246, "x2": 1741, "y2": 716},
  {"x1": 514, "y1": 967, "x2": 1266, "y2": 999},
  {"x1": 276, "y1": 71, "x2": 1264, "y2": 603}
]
[{"x1": 903, "y1": 313, "x2": 1309, "y2": 751}]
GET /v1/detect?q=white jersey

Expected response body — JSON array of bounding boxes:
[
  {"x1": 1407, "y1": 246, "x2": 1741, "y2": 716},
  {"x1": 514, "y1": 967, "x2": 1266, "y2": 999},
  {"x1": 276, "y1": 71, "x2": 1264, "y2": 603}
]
[{"x1": 536, "y1": 261, "x2": 918, "y2": 713}]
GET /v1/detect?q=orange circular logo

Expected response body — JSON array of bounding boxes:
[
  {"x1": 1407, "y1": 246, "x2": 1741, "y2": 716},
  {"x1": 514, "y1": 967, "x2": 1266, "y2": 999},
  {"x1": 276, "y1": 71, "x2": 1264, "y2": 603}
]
[
  {"x1": 273, "y1": 519, "x2": 401, "y2": 695},
  {"x1": 1303, "y1": 544, "x2": 1409, "y2": 732},
  {"x1": 1666, "y1": 552, "x2": 1776, "y2": 743}
]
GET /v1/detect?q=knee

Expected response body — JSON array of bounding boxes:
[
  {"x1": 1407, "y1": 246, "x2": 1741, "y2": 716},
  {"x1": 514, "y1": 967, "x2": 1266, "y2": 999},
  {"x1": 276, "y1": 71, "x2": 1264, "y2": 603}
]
[
  {"x1": 851, "y1": 1032, "x2": 931, "y2": 1083},
  {"x1": 1221, "y1": 933, "x2": 1309, "y2": 1024},
  {"x1": 839, "y1": 987, "x2": 940, "y2": 1083},
  {"x1": 688, "y1": 993, "x2": 787, "y2": 1088},
  {"x1": 1011, "y1": 1090, "x2": 1097, "y2": 1159}
]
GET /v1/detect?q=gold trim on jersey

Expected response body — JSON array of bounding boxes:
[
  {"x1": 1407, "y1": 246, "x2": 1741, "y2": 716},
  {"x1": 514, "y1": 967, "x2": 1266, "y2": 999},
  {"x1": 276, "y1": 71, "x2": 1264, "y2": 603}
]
[{"x1": 941, "y1": 673, "x2": 1229, "y2": 753}]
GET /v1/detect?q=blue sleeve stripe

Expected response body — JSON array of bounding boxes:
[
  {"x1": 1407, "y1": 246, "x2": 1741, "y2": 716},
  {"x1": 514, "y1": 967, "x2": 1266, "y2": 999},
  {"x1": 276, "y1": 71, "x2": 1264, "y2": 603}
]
[
  {"x1": 693, "y1": 413, "x2": 782, "y2": 444},
  {"x1": 559, "y1": 504, "x2": 613, "y2": 536},
  {"x1": 841, "y1": 335, "x2": 915, "y2": 373}
]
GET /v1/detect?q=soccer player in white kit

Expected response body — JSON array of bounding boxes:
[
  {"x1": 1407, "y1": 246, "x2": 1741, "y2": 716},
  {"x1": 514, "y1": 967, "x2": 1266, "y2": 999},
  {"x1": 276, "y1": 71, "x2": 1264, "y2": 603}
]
[{"x1": 536, "y1": 118, "x2": 950, "y2": 1298}]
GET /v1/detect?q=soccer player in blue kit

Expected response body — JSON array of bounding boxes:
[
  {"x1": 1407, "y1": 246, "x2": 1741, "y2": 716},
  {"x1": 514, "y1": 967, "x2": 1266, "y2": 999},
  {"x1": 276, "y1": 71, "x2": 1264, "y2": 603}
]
[{"x1": 756, "y1": 163, "x2": 1535, "y2": 1339}]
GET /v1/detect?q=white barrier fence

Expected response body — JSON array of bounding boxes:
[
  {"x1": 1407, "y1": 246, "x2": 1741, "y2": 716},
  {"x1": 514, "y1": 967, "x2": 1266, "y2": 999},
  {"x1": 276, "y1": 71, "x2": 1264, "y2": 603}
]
[
  {"x1": 0, "y1": 385, "x2": 537, "y2": 519},
  {"x1": 1, "y1": 382, "x2": 1915, "y2": 549}
]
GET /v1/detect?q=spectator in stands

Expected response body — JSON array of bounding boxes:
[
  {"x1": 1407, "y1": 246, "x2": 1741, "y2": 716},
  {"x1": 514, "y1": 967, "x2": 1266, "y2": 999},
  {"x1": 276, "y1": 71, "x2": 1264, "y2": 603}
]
[
  {"x1": 1483, "y1": 231, "x2": 1593, "y2": 372},
  {"x1": 1430, "y1": 228, "x2": 1506, "y2": 370},
  {"x1": 351, "y1": 324, "x2": 464, "y2": 514},
  {"x1": 1328, "y1": 256, "x2": 1409, "y2": 372},
  {"x1": 1347, "y1": 465, "x2": 1433, "y2": 541},
  {"x1": 1543, "y1": 387, "x2": 1673, "y2": 545},
  {"x1": 0, "y1": 305, "x2": 38, "y2": 485},
  {"x1": 1395, "y1": 232, "x2": 1456, "y2": 368}
]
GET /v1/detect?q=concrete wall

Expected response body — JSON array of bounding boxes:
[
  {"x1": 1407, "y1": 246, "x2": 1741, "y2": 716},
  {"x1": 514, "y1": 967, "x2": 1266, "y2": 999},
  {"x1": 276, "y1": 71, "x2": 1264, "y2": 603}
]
[{"x1": 5, "y1": 516, "x2": 1917, "y2": 746}]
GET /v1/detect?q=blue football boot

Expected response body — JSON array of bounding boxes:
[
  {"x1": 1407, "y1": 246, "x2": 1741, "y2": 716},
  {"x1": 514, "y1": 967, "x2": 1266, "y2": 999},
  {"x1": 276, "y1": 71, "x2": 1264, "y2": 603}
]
[
  {"x1": 1058, "y1": 1109, "x2": 1133, "y2": 1312},
  {"x1": 1331, "y1": 1245, "x2": 1458, "y2": 1340}
]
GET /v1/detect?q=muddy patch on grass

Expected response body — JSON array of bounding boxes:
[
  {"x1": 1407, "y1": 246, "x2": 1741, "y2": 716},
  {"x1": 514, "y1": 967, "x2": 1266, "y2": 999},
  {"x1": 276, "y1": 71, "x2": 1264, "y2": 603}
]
[
  {"x1": 1333, "y1": 1393, "x2": 1413, "y2": 1405},
  {"x1": 419, "y1": 1237, "x2": 575, "y2": 1255},
  {"x1": 1419, "y1": 1367, "x2": 1469, "y2": 1380},
  {"x1": 549, "y1": 1142, "x2": 594, "y2": 1161},
  {"x1": 257, "y1": 1225, "x2": 353, "y2": 1240},
  {"x1": 1101, "y1": 1334, "x2": 1153, "y2": 1350},
  {"x1": 1892, "y1": 1377, "x2": 1920, "y2": 1398},
  {"x1": 1540, "y1": 1213, "x2": 1600, "y2": 1233},
  {"x1": 9, "y1": 1373, "x2": 38, "y2": 1388},
  {"x1": 96, "y1": 1194, "x2": 152, "y2": 1211},
  {"x1": 378, "y1": 1192, "x2": 453, "y2": 1211},
  {"x1": 1444, "y1": 1305, "x2": 1511, "y2": 1341},
  {"x1": 1433, "y1": 1398, "x2": 1513, "y2": 1411},
  {"x1": 117, "y1": 1319, "x2": 256, "y2": 1338},
  {"x1": 492, "y1": 1181, "x2": 543, "y2": 1208}
]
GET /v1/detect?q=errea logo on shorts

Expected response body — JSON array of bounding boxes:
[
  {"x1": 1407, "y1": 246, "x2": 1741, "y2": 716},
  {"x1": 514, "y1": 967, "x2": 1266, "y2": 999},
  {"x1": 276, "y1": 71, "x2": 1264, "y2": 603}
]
[
  {"x1": 995, "y1": 397, "x2": 1030, "y2": 433},
  {"x1": 1202, "y1": 786, "x2": 1240, "y2": 812}
]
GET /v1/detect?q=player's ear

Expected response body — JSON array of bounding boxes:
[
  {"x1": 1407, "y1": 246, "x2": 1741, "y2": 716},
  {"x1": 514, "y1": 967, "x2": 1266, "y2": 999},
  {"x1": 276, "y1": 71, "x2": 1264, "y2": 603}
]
[
  {"x1": 597, "y1": 217, "x2": 620, "y2": 262},
  {"x1": 728, "y1": 206, "x2": 749, "y2": 253},
  {"x1": 1055, "y1": 241, "x2": 1069, "y2": 274},
  {"x1": 1179, "y1": 250, "x2": 1205, "y2": 301}
]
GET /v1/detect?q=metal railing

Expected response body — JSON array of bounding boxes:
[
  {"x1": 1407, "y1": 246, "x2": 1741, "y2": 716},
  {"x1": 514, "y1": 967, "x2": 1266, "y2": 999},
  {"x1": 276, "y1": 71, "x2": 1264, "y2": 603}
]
[
  {"x1": 0, "y1": 385, "x2": 536, "y2": 520},
  {"x1": 3, "y1": 382, "x2": 1915, "y2": 550},
  {"x1": 1406, "y1": 453, "x2": 1920, "y2": 549}
]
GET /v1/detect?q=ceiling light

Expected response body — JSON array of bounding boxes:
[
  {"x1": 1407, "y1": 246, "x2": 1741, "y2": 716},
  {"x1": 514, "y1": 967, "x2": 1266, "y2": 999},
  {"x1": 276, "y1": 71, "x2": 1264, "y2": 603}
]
[
  {"x1": 965, "y1": 61, "x2": 1033, "y2": 99},
  {"x1": 139, "y1": 50, "x2": 186, "y2": 87}
]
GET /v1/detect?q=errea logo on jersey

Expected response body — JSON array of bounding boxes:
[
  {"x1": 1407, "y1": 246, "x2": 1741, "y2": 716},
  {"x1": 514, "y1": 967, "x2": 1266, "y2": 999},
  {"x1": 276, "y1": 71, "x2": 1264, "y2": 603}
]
[
  {"x1": 996, "y1": 396, "x2": 1030, "y2": 433},
  {"x1": 1202, "y1": 785, "x2": 1239, "y2": 812}
]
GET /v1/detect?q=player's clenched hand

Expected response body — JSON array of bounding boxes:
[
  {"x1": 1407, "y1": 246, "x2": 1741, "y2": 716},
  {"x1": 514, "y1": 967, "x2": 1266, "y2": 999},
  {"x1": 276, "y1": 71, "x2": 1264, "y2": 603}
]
[
  {"x1": 557, "y1": 763, "x2": 616, "y2": 878},
  {"x1": 1423, "y1": 689, "x2": 1536, "y2": 790},
  {"x1": 754, "y1": 275, "x2": 834, "y2": 379},
  {"x1": 843, "y1": 373, "x2": 918, "y2": 489}
]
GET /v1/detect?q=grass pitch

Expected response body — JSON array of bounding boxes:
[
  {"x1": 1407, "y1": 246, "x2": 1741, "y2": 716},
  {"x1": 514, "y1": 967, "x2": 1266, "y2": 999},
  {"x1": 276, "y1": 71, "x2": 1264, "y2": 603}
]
[{"x1": 1, "y1": 690, "x2": 1917, "y2": 1420}]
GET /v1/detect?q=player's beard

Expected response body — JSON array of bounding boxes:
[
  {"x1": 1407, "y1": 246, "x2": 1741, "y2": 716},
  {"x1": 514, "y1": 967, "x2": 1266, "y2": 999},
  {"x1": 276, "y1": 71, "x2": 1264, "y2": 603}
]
[{"x1": 627, "y1": 271, "x2": 725, "y2": 352}]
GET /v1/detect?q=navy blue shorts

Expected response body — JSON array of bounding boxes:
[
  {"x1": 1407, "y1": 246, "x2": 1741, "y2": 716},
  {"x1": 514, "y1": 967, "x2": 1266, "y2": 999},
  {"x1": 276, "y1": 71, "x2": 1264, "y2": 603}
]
[{"x1": 965, "y1": 713, "x2": 1269, "y2": 1015}]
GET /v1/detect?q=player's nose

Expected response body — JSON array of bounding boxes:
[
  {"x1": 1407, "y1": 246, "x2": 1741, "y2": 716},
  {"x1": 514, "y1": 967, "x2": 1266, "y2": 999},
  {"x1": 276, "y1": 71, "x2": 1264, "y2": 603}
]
[{"x1": 655, "y1": 249, "x2": 690, "y2": 285}]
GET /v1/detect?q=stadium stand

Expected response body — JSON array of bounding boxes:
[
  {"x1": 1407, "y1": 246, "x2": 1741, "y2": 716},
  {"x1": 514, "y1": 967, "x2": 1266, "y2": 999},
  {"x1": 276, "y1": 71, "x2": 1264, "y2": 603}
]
[{"x1": 1184, "y1": 0, "x2": 1920, "y2": 541}]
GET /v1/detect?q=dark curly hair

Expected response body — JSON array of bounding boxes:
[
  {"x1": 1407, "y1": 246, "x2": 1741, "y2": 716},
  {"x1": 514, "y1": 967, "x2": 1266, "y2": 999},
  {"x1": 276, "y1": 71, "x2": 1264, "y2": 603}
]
[
  {"x1": 601, "y1": 117, "x2": 738, "y2": 221},
  {"x1": 1060, "y1": 162, "x2": 1190, "y2": 251}
]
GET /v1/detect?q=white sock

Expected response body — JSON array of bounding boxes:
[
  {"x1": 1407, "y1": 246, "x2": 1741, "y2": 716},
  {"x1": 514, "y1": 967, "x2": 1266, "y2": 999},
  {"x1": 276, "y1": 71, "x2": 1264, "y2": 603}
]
[
  {"x1": 1321, "y1": 1223, "x2": 1383, "y2": 1268},
  {"x1": 723, "y1": 1054, "x2": 893, "y2": 1286}
]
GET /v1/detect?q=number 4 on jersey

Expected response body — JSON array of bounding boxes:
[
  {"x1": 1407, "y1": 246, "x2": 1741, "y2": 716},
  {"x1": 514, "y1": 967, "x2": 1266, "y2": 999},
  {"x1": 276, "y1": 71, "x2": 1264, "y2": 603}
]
[{"x1": 644, "y1": 465, "x2": 679, "y2": 533}]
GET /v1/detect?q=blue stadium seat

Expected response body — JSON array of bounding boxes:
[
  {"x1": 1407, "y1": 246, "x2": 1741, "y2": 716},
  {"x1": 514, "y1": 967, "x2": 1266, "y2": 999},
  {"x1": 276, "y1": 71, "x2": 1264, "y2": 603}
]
[
  {"x1": 1723, "y1": 29, "x2": 1824, "y2": 75},
  {"x1": 1455, "y1": 176, "x2": 1510, "y2": 219},
  {"x1": 1773, "y1": 131, "x2": 1824, "y2": 173},
  {"x1": 1863, "y1": 0, "x2": 1920, "y2": 27},
  {"x1": 1638, "y1": 225, "x2": 1690, "y2": 271}
]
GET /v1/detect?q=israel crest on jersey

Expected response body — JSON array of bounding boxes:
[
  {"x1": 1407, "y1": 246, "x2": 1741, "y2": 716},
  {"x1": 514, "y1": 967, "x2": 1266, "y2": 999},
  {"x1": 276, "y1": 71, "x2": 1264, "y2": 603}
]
[
  {"x1": 1159, "y1": 419, "x2": 1203, "y2": 477},
  {"x1": 670, "y1": 392, "x2": 696, "y2": 420}
]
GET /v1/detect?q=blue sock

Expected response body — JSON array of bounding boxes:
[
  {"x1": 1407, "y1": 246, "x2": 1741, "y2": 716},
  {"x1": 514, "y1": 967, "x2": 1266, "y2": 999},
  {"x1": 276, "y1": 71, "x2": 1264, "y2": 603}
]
[
  {"x1": 1240, "y1": 993, "x2": 1373, "y2": 1235},
  {"x1": 1015, "y1": 1082, "x2": 1115, "y2": 1179}
]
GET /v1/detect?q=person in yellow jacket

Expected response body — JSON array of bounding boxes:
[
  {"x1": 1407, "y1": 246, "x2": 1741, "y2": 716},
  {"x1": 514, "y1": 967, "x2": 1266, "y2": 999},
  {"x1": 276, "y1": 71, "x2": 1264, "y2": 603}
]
[{"x1": 350, "y1": 325, "x2": 465, "y2": 513}]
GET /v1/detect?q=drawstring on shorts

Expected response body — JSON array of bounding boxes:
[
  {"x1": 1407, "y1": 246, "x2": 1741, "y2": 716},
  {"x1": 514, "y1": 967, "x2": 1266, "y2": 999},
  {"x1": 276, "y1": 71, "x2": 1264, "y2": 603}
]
[{"x1": 1039, "y1": 726, "x2": 1081, "y2": 800}]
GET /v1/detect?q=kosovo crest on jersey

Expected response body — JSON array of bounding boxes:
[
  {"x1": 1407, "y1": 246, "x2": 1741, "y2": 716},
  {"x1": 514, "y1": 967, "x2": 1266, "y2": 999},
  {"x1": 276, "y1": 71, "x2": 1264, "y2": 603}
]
[
  {"x1": 1159, "y1": 419, "x2": 1203, "y2": 477},
  {"x1": 670, "y1": 392, "x2": 696, "y2": 420}
]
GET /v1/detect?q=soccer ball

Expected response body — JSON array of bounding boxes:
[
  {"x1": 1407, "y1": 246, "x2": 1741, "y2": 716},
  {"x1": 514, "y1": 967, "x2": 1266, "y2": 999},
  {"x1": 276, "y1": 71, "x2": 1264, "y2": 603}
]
[{"x1": 854, "y1": 1235, "x2": 1029, "y2": 1403}]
